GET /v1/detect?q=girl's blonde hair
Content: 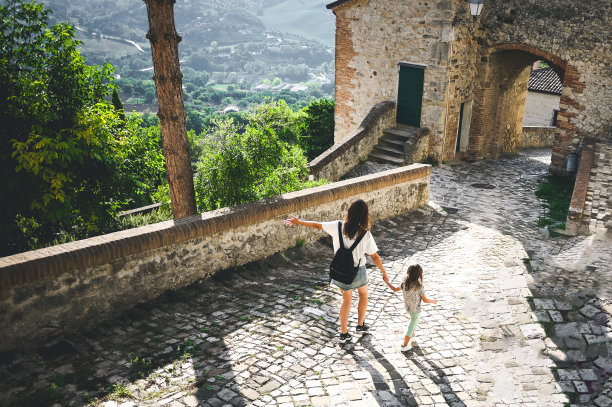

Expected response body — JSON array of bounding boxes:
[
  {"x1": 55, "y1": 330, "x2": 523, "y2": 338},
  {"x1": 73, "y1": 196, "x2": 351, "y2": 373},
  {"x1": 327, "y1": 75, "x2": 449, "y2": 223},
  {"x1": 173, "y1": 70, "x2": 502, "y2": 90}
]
[{"x1": 400, "y1": 264, "x2": 423, "y2": 291}]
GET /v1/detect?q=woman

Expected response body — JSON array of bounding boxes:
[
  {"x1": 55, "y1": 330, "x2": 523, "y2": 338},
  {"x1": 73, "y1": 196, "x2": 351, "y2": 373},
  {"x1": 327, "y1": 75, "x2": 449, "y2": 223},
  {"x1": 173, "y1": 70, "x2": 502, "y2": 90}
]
[{"x1": 284, "y1": 199, "x2": 389, "y2": 342}]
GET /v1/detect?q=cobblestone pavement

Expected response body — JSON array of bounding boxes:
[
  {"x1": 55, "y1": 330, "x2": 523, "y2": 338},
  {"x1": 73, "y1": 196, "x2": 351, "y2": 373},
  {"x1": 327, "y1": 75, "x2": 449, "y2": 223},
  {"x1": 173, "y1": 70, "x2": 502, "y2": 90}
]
[{"x1": 1, "y1": 149, "x2": 610, "y2": 407}]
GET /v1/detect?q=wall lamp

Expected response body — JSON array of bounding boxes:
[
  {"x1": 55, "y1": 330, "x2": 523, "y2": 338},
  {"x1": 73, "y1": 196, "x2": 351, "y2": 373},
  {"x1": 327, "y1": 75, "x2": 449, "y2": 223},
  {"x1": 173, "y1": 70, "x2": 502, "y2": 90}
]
[{"x1": 468, "y1": 0, "x2": 484, "y2": 21}]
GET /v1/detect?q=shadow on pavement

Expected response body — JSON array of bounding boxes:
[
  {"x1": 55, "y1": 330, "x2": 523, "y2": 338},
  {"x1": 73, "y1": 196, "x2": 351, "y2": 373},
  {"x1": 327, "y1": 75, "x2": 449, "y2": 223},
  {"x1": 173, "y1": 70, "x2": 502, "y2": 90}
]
[{"x1": 0, "y1": 240, "x2": 338, "y2": 406}]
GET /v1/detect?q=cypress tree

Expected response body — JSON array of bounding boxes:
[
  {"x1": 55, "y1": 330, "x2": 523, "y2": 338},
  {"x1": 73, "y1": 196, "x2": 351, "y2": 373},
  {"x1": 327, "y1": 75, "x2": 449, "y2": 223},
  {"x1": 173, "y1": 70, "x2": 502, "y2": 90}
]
[{"x1": 112, "y1": 88, "x2": 126, "y2": 121}]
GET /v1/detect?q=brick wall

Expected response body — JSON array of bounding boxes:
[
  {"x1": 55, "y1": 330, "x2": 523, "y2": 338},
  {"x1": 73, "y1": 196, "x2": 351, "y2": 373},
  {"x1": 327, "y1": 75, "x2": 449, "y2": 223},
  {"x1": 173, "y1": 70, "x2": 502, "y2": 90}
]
[{"x1": 0, "y1": 164, "x2": 430, "y2": 352}]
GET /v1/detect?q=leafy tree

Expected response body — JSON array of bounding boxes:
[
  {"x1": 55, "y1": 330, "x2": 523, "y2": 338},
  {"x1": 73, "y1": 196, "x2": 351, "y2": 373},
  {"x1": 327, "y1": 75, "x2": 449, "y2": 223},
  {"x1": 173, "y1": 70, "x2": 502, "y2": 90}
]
[
  {"x1": 0, "y1": 0, "x2": 165, "y2": 255},
  {"x1": 298, "y1": 98, "x2": 335, "y2": 161},
  {"x1": 248, "y1": 100, "x2": 302, "y2": 145},
  {"x1": 193, "y1": 106, "x2": 326, "y2": 211}
]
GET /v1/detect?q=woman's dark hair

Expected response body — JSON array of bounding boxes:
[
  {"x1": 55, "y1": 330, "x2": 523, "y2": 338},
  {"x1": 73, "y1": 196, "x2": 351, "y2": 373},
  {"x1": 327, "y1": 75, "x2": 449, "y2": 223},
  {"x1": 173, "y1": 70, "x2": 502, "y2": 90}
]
[
  {"x1": 401, "y1": 264, "x2": 423, "y2": 291},
  {"x1": 343, "y1": 199, "x2": 370, "y2": 239}
]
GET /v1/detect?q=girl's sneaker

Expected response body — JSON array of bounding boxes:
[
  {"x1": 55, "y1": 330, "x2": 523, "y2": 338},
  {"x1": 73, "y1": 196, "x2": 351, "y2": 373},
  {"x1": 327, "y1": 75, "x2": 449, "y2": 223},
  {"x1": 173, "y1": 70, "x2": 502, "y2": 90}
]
[
  {"x1": 400, "y1": 341, "x2": 416, "y2": 352},
  {"x1": 339, "y1": 332, "x2": 352, "y2": 343}
]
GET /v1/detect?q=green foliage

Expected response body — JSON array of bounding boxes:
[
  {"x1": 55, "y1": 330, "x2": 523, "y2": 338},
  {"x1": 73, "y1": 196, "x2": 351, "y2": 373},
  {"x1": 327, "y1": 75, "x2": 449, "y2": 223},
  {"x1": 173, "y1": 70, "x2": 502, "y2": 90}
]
[
  {"x1": 194, "y1": 102, "x2": 328, "y2": 211},
  {"x1": 535, "y1": 175, "x2": 574, "y2": 230},
  {"x1": 0, "y1": 0, "x2": 165, "y2": 255},
  {"x1": 248, "y1": 100, "x2": 303, "y2": 144},
  {"x1": 298, "y1": 98, "x2": 334, "y2": 161}
]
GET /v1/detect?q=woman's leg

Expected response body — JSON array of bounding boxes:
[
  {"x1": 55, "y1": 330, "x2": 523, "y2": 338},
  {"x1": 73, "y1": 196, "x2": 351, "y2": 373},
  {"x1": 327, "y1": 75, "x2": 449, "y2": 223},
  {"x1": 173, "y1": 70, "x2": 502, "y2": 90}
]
[
  {"x1": 340, "y1": 289, "x2": 353, "y2": 334},
  {"x1": 357, "y1": 284, "x2": 368, "y2": 326}
]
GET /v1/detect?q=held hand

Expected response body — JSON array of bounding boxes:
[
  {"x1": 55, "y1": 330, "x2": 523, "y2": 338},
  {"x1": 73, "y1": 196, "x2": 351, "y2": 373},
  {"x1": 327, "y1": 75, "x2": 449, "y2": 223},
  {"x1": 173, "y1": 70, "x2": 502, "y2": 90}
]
[{"x1": 284, "y1": 215, "x2": 299, "y2": 227}]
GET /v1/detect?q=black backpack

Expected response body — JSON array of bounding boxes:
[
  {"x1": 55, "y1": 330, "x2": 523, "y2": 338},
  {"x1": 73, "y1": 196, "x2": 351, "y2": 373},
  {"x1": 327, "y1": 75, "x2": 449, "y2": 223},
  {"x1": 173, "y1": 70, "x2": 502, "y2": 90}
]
[{"x1": 330, "y1": 222, "x2": 366, "y2": 285}]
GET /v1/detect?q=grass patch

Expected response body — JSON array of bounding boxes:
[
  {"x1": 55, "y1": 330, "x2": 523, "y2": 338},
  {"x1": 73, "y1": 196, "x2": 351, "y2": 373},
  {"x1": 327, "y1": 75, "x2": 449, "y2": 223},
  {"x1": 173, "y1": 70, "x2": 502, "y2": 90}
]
[
  {"x1": 421, "y1": 156, "x2": 440, "y2": 167},
  {"x1": 535, "y1": 176, "x2": 574, "y2": 231},
  {"x1": 108, "y1": 383, "x2": 132, "y2": 400}
]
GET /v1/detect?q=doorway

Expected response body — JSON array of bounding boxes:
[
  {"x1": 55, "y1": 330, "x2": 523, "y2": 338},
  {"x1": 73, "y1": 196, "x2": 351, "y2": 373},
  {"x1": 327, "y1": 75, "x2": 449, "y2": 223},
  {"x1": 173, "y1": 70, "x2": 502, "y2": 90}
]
[
  {"x1": 456, "y1": 100, "x2": 473, "y2": 153},
  {"x1": 397, "y1": 63, "x2": 425, "y2": 127}
]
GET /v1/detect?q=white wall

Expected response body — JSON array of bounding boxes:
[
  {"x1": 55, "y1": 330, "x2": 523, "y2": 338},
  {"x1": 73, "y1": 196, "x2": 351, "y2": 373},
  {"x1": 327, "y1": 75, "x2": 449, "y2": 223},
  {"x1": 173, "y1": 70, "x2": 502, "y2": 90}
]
[{"x1": 523, "y1": 91, "x2": 560, "y2": 126}]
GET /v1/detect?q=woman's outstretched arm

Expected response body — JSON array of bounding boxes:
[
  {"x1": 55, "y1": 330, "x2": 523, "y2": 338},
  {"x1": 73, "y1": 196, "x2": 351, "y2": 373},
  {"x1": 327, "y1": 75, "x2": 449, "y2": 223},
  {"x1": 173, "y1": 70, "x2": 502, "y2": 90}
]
[{"x1": 284, "y1": 215, "x2": 323, "y2": 230}]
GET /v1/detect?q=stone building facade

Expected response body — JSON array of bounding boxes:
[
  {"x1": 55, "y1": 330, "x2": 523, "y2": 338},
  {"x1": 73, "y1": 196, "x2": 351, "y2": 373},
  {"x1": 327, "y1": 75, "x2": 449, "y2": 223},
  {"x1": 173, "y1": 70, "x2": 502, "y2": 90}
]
[{"x1": 327, "y1": 0, "x2": 612, "y2": 174}]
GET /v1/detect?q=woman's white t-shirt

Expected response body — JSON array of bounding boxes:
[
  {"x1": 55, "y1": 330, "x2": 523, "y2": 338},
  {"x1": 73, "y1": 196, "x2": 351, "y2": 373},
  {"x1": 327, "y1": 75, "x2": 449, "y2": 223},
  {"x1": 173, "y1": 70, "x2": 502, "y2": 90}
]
[{"x1": 321, "y1": 221, "x2": 378, "y2": 267}]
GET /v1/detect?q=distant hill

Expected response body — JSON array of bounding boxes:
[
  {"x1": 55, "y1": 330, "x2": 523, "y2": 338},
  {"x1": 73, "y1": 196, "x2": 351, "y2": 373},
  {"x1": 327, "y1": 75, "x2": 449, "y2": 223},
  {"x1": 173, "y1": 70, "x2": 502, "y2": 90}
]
[
  {"x1": 42, "y1": 0, "x2": 335, "y2": 54},
  {"x1": 259, "y1": 0, "x2": 335, "y2": 46},
  {"x1": 41, "y1": 0, "x2": 336, "y2": 115}
]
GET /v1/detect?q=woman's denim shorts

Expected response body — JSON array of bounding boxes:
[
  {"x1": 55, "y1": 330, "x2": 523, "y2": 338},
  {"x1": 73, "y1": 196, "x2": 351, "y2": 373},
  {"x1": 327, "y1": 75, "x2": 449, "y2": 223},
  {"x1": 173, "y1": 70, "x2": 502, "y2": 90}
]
[{"x1": 331, "y1": 265, "x2": 368, "y2": 291}]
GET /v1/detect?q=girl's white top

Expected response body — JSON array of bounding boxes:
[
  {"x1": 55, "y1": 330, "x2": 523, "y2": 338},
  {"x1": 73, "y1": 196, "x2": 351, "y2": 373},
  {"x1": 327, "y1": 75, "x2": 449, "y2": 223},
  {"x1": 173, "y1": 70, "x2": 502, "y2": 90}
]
[{"x1": 322, "y1": 220, "x2": 378, "y2": 267}]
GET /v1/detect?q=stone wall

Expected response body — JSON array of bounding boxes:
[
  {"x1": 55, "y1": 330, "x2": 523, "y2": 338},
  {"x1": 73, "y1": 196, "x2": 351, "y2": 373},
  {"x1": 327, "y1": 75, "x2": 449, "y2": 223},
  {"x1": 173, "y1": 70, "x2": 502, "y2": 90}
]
[
  {"x1": 309, "y1": 101, "x2": 396, "y2": 181},
  {"x1": 0, "y1": 164, "x2": 430, "y2": 352},
  {"x1": 520, "y1": 126, "x2": 556, "y2": 149},
  {"x1": 331, "y1": 0, "x2": 453, "y2": 151},
  {"x1": 462, "y1": 0, "x2": 611, "y2": 173},
  {"x1": 405, "y1": 127, "x2": 433, "y2": 164},
  {"x1": 329, "y1": 0, "x2": 612, "y2": 172}
]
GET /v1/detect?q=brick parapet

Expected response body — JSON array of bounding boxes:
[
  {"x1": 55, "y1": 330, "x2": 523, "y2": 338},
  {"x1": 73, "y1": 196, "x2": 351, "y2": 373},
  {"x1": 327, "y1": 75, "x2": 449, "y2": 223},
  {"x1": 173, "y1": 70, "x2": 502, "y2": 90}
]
[
  {"x1": 569, "y1": 139, "x2": 594, "y2": 220},
  {"x1": 0, "y1": 162, "x2": 426, "y2": 293}
]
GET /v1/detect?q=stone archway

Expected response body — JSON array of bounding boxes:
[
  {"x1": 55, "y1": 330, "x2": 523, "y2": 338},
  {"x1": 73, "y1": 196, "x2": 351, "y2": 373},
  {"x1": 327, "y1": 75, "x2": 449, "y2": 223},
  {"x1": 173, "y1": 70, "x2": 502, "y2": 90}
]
[{"x1": 467, "y1": 43, "x2": 584, "y2": 174}]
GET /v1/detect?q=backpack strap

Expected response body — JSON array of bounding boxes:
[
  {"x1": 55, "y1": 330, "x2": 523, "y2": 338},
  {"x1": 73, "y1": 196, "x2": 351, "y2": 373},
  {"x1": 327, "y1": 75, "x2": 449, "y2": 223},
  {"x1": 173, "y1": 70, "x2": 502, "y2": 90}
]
[
  {"x1": 338, "y1": 221, "x2": 367, "y2": 251},
  {"x1": 349, "y1": 231, "x2": 366, "y2": 251}
]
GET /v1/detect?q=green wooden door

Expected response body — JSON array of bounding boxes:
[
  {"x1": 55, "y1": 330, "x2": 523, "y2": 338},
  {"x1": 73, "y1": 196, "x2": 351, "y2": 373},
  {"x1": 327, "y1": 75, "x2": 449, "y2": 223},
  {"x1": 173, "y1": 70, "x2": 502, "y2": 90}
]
[{"x1": 396, "y1": 64, "x2": 425, "y2": 126}]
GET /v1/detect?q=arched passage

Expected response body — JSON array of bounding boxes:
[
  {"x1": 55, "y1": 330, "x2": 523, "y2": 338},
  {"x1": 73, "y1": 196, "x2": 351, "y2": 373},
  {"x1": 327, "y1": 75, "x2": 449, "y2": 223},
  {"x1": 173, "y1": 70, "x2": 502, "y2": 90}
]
[{"x1": 467, "y1": 43, "x2": 583, "y2": 173}]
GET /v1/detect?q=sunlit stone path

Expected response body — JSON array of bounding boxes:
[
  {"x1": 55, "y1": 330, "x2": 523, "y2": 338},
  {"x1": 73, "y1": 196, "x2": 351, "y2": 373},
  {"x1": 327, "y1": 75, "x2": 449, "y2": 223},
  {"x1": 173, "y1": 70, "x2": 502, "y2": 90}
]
[{"x1": 1, "y1": 149, "x2": 610, "y2": 407}]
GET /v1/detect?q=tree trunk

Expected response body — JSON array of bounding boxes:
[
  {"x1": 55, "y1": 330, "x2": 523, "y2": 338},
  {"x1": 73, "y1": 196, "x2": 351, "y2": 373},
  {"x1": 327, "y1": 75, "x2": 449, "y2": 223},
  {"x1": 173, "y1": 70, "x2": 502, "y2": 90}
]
[{"x1": 143, "y1": 0, "x2": 197, "y2": 219}]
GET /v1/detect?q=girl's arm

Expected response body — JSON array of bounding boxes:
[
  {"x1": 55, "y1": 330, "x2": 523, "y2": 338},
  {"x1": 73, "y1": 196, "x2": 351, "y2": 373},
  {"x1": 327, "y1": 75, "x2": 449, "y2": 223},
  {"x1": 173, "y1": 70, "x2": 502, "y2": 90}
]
[
  {"x1": 369, "y1": 252, "x2": 389, "y2": 283},
  {"x1": 385, "y1": 281, "x2": 401, "y2": 292},
  {"x1": 284, "y1": 215, "x2": 323, "y2": 230},
  {"x1": 421, "y1": 295, "x2": 438, "y2": 304}
]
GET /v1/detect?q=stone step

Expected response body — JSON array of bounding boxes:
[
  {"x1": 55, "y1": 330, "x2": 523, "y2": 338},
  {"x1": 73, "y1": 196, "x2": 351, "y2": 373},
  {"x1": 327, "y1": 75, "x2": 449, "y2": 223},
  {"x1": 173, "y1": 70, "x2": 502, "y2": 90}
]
[
  {"x1": 383, "y1": 125, "x2": 418, "y2": 140},
  {"x1": 368, "y1": 151, "x2": 405, "y2": 165},
  {"x1": 378, "y1": 136, "x2": 406, "y2": 150},
  {"x1": 372, "y1": 144, "x2": 404, "y2": 157}
]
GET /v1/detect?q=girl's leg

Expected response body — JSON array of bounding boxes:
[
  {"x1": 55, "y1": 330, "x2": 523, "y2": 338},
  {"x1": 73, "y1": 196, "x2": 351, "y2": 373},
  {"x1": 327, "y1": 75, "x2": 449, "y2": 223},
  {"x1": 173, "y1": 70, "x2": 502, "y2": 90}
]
[
  {"x1": 356, "y1": 284, "x2": 368, "y2": 326},
  {"x1": 340, "y1": 289, "x2": 353, "y2": 334},
  {"x1": 404, "y1": 312, "x2": 421, "y2": 344}
]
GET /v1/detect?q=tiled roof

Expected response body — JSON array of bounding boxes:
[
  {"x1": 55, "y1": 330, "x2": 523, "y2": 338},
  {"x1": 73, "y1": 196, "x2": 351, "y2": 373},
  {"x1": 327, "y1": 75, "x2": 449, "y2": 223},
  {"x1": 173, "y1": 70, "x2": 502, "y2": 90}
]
[{"x1": 529, "y1": 67, "x2": 562, "y2": 95}]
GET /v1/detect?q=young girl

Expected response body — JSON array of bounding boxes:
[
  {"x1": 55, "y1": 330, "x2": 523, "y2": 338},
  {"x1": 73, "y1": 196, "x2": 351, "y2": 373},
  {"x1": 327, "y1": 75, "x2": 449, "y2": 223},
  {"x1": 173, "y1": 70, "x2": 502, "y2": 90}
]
[{"x1": 385, "y1": 264, "x2": 438, "y2": 351}]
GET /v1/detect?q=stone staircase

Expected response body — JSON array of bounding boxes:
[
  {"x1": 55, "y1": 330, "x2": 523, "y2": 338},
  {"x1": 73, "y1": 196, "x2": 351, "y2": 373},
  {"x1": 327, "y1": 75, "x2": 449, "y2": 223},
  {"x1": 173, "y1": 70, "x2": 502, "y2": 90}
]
[{"x1": 368, "y1": 124, "x2": 418, "y2": 165}]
